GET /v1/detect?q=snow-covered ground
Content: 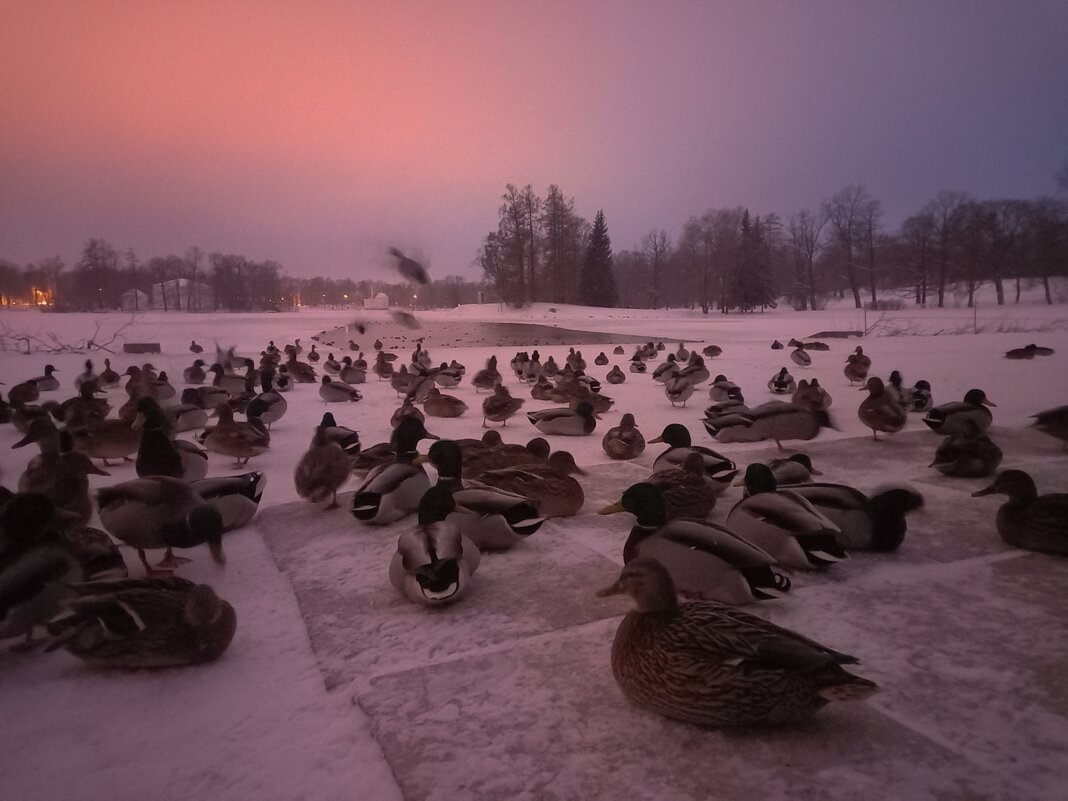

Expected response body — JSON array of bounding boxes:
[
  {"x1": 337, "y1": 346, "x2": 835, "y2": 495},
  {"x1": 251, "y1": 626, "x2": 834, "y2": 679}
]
[{"x1": 1, "y1": 286, "x2": 1066, "y2": 801}]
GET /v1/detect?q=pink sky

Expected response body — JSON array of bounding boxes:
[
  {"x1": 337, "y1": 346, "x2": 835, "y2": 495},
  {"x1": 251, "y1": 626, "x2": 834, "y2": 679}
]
[{"x1": 2, "y1": 0, "x2": 1066, "y2": 280}]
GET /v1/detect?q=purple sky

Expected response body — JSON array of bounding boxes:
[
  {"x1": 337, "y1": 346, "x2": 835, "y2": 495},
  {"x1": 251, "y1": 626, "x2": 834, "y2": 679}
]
[{"x1": 1, "y1": 0, "x2": 1066, "y2": 282}]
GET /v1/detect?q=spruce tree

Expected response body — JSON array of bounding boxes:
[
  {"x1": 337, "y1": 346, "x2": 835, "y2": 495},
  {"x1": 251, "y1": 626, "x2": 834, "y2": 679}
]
[{"x1": 579, "y1": 210, "x2": 618, "y2": 307}]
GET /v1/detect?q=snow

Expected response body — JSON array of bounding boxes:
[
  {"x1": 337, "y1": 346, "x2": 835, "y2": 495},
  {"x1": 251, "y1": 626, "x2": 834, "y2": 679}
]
[{"x1": 1, "y1": 285, "x2": 1066, "y2": 801}]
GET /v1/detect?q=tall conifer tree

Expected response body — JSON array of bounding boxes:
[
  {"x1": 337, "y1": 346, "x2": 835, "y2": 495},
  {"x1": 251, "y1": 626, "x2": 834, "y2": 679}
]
[{"x1": 579, "y1": 210, "x2": 618, "y2": 307}]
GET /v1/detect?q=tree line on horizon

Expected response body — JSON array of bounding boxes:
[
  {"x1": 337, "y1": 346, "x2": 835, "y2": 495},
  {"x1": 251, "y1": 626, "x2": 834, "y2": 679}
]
[{"x1": 480, "y1": 183, "x2": 1068, "y2": 311}]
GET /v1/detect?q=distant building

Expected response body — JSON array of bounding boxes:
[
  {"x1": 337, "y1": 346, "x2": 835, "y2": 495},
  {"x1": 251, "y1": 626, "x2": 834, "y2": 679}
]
[
  {"x1": 363, "y1": 292, "x2": 389, "y2": 310},
  {"x1": 121, "y1": 288, "x2": 153, "y2": 311},
  {"x1": 151, "y1": 279, "x2": 214, "y2": 311}
]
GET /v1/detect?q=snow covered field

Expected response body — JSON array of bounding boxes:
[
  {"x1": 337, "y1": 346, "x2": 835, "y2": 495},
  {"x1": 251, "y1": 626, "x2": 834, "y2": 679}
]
[{"x1": 1, "y1": 289, "x2": 1067, "y2": 801}]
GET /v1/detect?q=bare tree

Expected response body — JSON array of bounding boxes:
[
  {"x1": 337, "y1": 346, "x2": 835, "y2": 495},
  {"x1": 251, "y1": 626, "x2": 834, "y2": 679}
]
[
  {"x1": 186, "y1": 246, "x2": 204, "y2": 311},
  {"x1": 641, "y1": 229, "x2": 671, "y2": 309},
  {"x1": 859, "y1": 198, "x2": 882, "y2": 306},
  {"x1": 788, "y1": 209, "x2": 827, "y2": 310},
  {"x1": 823, "y1": 186, "x2": 871, "y2": 308},
  {"x1": 901, "y1": 211, "x2": 936, "y2": 305},
  {"x1": 925, "y1": 191, "x2": 968, "y2": 308}
]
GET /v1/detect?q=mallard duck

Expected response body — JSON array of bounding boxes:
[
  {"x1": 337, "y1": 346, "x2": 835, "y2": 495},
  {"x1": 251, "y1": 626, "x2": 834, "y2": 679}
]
[
  {"x1": 73, "y1": 360, "x2": 97, "y2": 390},
  {"x1": 373, "y1": 352, "x2": 396, "y2": 382},
  {"x1": 391, "y1": 396, "x2": 425, "y2": 429},
  {"x1": 598, "y1": 484, "x2": 788, "y2": 604},
  {"x1": 307, "y1": 343, "x2": 320, "y2": 363},
  {"x1": 389, "y1": 486, "x2": 480, "y2": 606},
  {"x1": 628, "y1": 355, "x2": 647, "y2": 374},
  {"x1": 768, "y1": 367, "x2": 796, "y2": 395},
  {"x1": 780, "y1": 482, "x2": 923, "y2": 552},
  {"x1": 14, "y1": 424, "x2": 109, "y2": 522},
  {"x1": 602, "y1": 413, "x2": 646, "y2": 460},
  {"x1": 791, "y1": 378, "x2": 832, "y2": 412},
  {"x1": 790, "y1": 345, "x2": 812, "y2": 368},
  {"x1": 284, "y1": 355, "x2": 316, "y2": 383},
  {"x1": 858, "y1": 377, "x2": 907, "y2": 440},
  {"x1": 181, "y1": 384, "x2": 231, "y2": 410},
  {"x1": 323, "y1": 353, "x2": 341, "y2": 375},
  {"x1": 451, "y1": 430, "x2": 502, "y2": 464},
  {"x1": 422, "y1": 440, "x2": 545, "y2": 551},
  {"x1": 202, "y1": 403, "x2": 269, "y2": 465},
  {"x1": 613, "y1": 452, "x2": 720, "y2": 520},
  {"x1": 9, "y1": 379, "x2": 40, "y2": 406},
  {"x1": 29, "y1": 364, "x2": 60, "y2": 392},
  {"x1": 97, "y1": 476, "x2": 225, "y2": 574},
  {"x1": 461, "y1": 436, "x2": 550, "y2": 477},
  {"x1": 56, "y1": 523, "x2": 128, "y2": 579},
  {"x1": 973, "y1": 470, "x2": 1068, "y2": 555},
  {"x1": 650, "y1": 423, "x2": 736, "y2": 478},
  {"x1": 613, "y1": 345, "x2": 626, "y2": 355},
  {"x1": 183, "y1": 359, "x2": 207, "y2": 385},
  {"x1": 702, "y1": 344, "x2": 722, "y2": 358},
  {"x1": 351, "y1": 416, "x2": 436, "y2": 525},
  {"x1": 726, "y1": 464, "x2": 846, "y2": 568},
  {"x1": 208, "y1": 363, "x2": 250, "y2": 396},
  {"x1": 55, "y1": 381, "x2": 110, "y2": 428},
  {"x1": 434, "y1": 362, "x2": 464, "y2": 388},
  {"x1": 605, "y1": 365, "x2": 625, "y2": 384},
  {"x1": 189, "y1": 471, "x2": 266, "y2": 531},
  {"x1": 348, "y1": 339, "x2": 360, "y2": 352},
  {"x1": 771, "y1": 339, "x2": 785, "y2": 350},
  {"x1": 766, "y1": 453, "x2": 821, "y2": 485},
  {"x1": 568, "y1": 383, "x2": 614, "y2": 415},
  {"x1": 675, "y1": 353, "x2": 709, "y2": 386},
  {"x1": 0, "y1": 494, "x2": 84, "y2": 646},
  {"x1": 294, "y1": 422, "x2": 351, "y2": 508},
  {"x1": 339, "y1": 357, "x2": 367, "y2": 384},
  {"x1": 884, "y1": 370, "x2": 911, "y2": 412},
  {"x1": 542, "y1": 355, "x2": 560, "y2": 376},
  {"x1": 482, "y1": 384, "x2": 524, "y2": 426},
  {"x1": 165, "y1": 404, "x2": 210, "y2": 433},
  {"x1": 476, "y1": 450, "x2": 586, "y2": 517},
  {"x1": 69, "y1": 419, "x2": 140, "y2": 465},
  {"x1": 709, "y1": 374, "x2": 744, "y2": 403},
  {"x1": 45, "y1": 576, "x2": 236, "y2": 667},
  {"x1": 844, "y1": 350, "x2": 870, "y2": 385},
  {"x1": 133, "y1": 397, "x2": 209, "y2": 481},
  {"x1": 707, "y1": 402, "x2": 831, "y2": 450},
  {"x1": 189, "y1": 340, "x2": 204, "y2": 354},
  {"x1": 597, "y1": 558, "x2": 876, "y2": 727},
  {"x1": 471, "y1": 355, "x2": 501, "y2": 391},
  {"x1": 319, "y1": 375, "x2": 363, "y2": 404},
  {"x1": 1030, "y1": 405, "x2": 1068, "y2": 451},
  {"x1": 923, "y1": 388, "x2": 995, "y2": 436},
  {"x1": 652, "y1": 354, "x2": 679, "y2": 384},
  {"x1": 98, "y1": 358, "x2": 121, "y2": 389},
  {"x1": 528, "y1": 402, "x2": 599, "y2": 436},
  {"x1": 930, "y1": 420, "x2": 1003, "y2": 477},
  {"x1": 423, "y1": 387, "x2": 468, "y2": 418},
  {"x1": 245, "y1": 372, "x2": 288, "y2": 428},
  {"x1": 908, "y1": 379, "x2": 933, "y2": 413},
  {"x1": 1004, "y1": 344, "x2": 1038, "y2": 359},
  {"x1": 151, "y1": 372, "x2": 177, "y2": 402},
  {"x1": 664, "y1": 376, "x2": 696, "y2": 407},
  {"x1": 594, "y1": 351, "x2": 609, "y2": 366}
]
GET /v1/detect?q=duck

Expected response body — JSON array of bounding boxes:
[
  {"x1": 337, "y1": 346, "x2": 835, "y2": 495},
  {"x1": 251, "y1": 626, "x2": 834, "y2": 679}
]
[
  {"x1": 568, "y1": 383, "x2": 614, "y2": 415},
  {"x1": 68, "y1": 419, "x2": 141, "y2": 465},
  {"x1": 201, "y1": 403, "x2": 270, "y2": 465},
  {"x1": 542, "y1": 355, "x2": 560, "y2": 376},
  {"x1": 778, "y1": 481, "x2": 923, "y2": 552},
  {"x1": 461, "y1": 436, "x2": 550, "y2": 478},
  {"x1": 471, "y1": 355, "x2": 501, "y2": 392},
  {"x1": 791, "y1": 378, "x2": 832, "y2": 412},
  {"x1": 602, "y1": 413, "x2": 646, "y2": 460},
  {"x1": 96, "y1": 476, "x2": 225, "y2": 574},
  {"x1": 858, "y1": 377, "x2": 907, "y2": 440},
  {"x1": 664, "y1": 376, "x2": 695, "y2": 407},
  {"x1": 13, "y1": 425, "x2": 110, "y2": 522},
  {"x1": 930, "y1": 420, "x2": 1003, "y2": 477},
  {"x1": 284, "y1": 355, "x2": 317, "y2": 384},
  {"x1": 339, "y1": 357, "x2": 367, "y2": 384},
  {"x1": 771, "y1": 339, "x2": 785, "y2": 350},
  {"x1": 73, "y1": 360, "x2": 98, "y2": 390},
  {"x1": 650, "y1": 423, "x2": 736, "y2": 479},
  {"x1": 628, "y1": 355, "x2": 647, "y2": 374},
  {"x1": 594, "y1": 351, "x2": 609, "y2": 366},
  {"x1": 132, "y1": 397, "x2": 209, "y2": 481},
  {"x1": 613, "y1": 345, "x2": 626, "y2": 355},
  {"x1": 246, "y1": 372, "x2": 288, "y2": 428},
  {"x1": 45, "y1": 575, "x2": 237, "y2": 668},
  {"x1": 181, "y1": 384, "x2": 231, "y2": 410},
  {"x1": 618, "y1": 452, "x2": 721, "y2": 520},
  {"x1": 709, "y1": 374, "x2": 744, "y2": 403},
  {"x1": 389, "y1": 486, "x2": 481, "y2": 606},
  {"x1": 482, "y1": 384, "x2": 524, "y2": 427},
  {"x1": 651, "y1": 354, "x2": 679, "y2": 384},
  {"x1": 183, "y1": 359, "x2": 207, "y2": 385},
  {"x1": 702, "y1": 344, "x2": 722, "y2": 358},
  {"x1": 726, "y1": 464, "x2": 846, "y2": 568},
  {"x1": 1004, "y1": 344, "x2": 1038, "y2": 359},
  {"x1": 29, "y1": 365, "x2": 60, "y2": 392},
  {"x1": 923, "y1": 388, "x2": 995, "y2": 436},
  {"x1": 605, "y1": 365, "x2": 625, "y2": 385},
  {"x1": 294, "y1": 422, "x2": 352, "y2": 508},
  {"x1": 9, "y1": 379, "x2": 40, "y2": 406},
  {"x1": 424, "y1": 388, "x2": 468, "y2": 418},
  {"x1": 908, "y1": 379, "x2": 933, "y2": 413},
  {"x1": 323, "y1": 353, "x2": 341, "y2": 375},
  {"x1": 598, "y1": 484, "x2": 788, "y2": 604},
  {"x1": 306, "y1": 344, "x2": 320, "y2": 363},
  {"x1": 844, "y1": 347, "x2": 871, "y2": 385},
  {"x1": 451, "y1": 430, "x2": 502, "y2": 465},
  {"x1": 675, "y1": 354, "x2": 710, "y2": 386},
  {"x1": 790, "y1": 345, "x2": 812, "y2": 368},
  {"x1": 422, "y1": 440, "x2": 545, "y2": 551},
  {"x1": 0, "y1": 494, "x2": 84, "y2": 647},
  {"x1": 372, "y1": 352, "x2": 395, "y2": 382},
  {"x1": 151, "y1": 372, "x2": 177, "y2": 402},
  {"x1": 351, "y1": 416, "x2": 436, "y2": 525},
  {"x1": 768, "y1": 367, "x2": 796, "y2": 395},
  {"x1": 319, "y1": 375, "x2": 363, "y2": 404},
  {"x1": 434, "y1": 362, "x2": 464, "y2": 388},
  {"x1": 973, "y1": 470, "x2": 1068, "y2": 556},
  {"x1": 391, "y1": 396, "x2": 425, "y2": 429},
  {"x1": 528, "y1": 402, "x2": 599, "y2": 436},
  {"x1": 596, "y1": 558, "x2": 876, "y2": 727},
  {"x1": 885, "y1": 370, "x2": 910, "y2": 412},
  {"x1": 97, "y1": 359, "x2": 121, "y2": 389},
  {"x1": 765, "y1": 453, "x2": 821, "y2": 485},
  {"x1": 706, "y1": 402, "x2": 831, "y2": 450},
  {"x1": 55, "y1": 381, "x2": 110, "y2": 428},
  {"x1": 1029, "y1": 405, "x2": 1068, "y2": 451},
  {"x1": 530, "y1": 374, "x2": 555, "y2": 400},
  {"x1": 476, "y1": 450, "x2": 586, "y2": 517},
  {"x1": 190, "y1": 471, "x2": 266, "y2": 531},
  {"x1": 348, "y1": 339, "x2": 360, "y2": 352},
  {"x1": 189, "y1": 340, "x2": 204, "y2": 354},
  {"x1": 373, "y1": 338, "x2": 384, "y2": 351}
]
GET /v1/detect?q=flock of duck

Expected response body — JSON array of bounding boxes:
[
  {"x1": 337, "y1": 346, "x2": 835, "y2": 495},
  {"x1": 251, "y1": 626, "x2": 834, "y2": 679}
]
[{"x1": 1, "y1": 330, "x2": 1066, "y2": 729}]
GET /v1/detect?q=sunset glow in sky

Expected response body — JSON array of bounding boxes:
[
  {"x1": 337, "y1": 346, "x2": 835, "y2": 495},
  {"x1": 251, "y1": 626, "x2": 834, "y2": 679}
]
[{"x1": 2, "y1": 0, "x2": 1066, "y2": 280}]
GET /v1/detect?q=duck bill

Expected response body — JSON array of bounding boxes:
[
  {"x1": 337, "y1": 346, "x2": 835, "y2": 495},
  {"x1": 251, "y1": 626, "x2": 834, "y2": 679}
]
[
  {"x1": 648, "y1": 436, "x2": 664, "y2": 444},
  {"x1": 972, "y1": 485, "x2": 996, "y2": 497},
  {"x1": 598, "y1": 500, "x2": 624, "y2": 515},
  {"x1": 131, "y1": 413, "x2": 146, "y2": 431},
  {"x1": 982, "y1": 398, "x2": 997, "y2": 407},
  {"x1": 11, "y1": 432, "x2": 35, "y2": 448},
  {"x1": 87, "y1": 463, "x2": 111, "y2": 476},
  {"x1": 595, "y1": 578, "x2": 624, "y2": 597},
  {"x1": 412, "y1": 454, "x2": 428, "y2": 465},
  {"x1": 209, "y1": 541, "x2": 227, "y2": 564}
]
